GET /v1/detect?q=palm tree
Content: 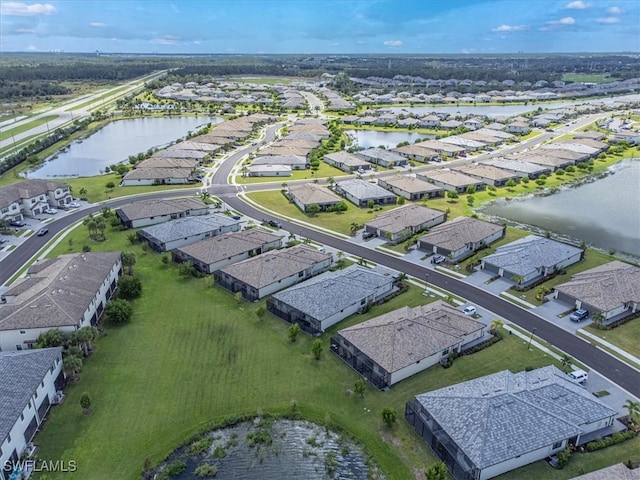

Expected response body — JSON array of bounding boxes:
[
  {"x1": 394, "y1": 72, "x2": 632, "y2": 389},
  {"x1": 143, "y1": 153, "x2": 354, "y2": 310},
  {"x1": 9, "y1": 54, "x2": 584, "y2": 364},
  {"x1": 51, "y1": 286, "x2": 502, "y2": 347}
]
[
  {"x1": 512, "y1": 275, "x2": 524, "y2": 286},
  {"x1": 591, "y1": 311, "x2": 606, "y2": 329},
  {"x1": 75, "y1": 327, "x2": 96, "y2": 357},
  {"x1": 560, "y1": 353, "x2": 574, "y2": 372},
  {"x1": 623, "y1": 399, "x2": 640, "y2": 425},
  {"x1": 327, "y1": 176, "x2": 335, "y2": 187},
  {"x1": 490, "y1": 319, "x2": 504, "y2": 333}
]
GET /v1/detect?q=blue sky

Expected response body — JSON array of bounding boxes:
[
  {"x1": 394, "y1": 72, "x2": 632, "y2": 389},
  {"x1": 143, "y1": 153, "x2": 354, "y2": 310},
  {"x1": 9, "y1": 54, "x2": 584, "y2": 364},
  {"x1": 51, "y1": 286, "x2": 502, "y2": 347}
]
[{"x1": 1, "y1": 0, "x2": 638, "y2": 54}]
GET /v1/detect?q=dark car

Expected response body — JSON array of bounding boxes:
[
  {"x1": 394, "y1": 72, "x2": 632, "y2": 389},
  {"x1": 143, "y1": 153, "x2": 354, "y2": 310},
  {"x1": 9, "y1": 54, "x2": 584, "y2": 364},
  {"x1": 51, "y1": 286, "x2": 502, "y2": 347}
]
[
  {"x1": 268, "y1": 220, "x2": 282, "y2": 229},
  {"x1": 231, "y1": 215, "x2": 241, "y2": 220},
  {"x1": 362, "y1": 231, "x2": 376, "y2": 240},
  {"x1": 37, "y1": 228, "x2": 49, "y2": 236},
  {"x1": 10, "y1": 220, "x2": 26, "y2": 227},
  {"x1": 569, "y1": 309, "x2": 589, "y2": 322}
]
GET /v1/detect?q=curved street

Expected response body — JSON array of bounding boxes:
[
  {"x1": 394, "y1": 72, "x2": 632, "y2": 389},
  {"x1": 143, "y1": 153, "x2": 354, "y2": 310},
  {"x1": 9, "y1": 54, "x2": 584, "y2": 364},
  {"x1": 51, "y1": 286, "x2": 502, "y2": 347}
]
[{"x1": 1, "y1": 117, "x2": 638, "y2": 399}]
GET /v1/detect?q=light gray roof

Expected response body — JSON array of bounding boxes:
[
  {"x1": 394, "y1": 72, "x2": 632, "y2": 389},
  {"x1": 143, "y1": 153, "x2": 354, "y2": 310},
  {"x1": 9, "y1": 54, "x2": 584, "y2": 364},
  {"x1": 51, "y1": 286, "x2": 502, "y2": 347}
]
[
  {"x1": 365, "y1": 204, "x2": 445, "y2": 234},
  {"x1": 554, "y1": 261, "x2": 640, "y2": 312},
  {"x1": 418, "y1": 169, "x2": 481, "y2": 187},
  {"x1": 122, "y1": 167, "x2": 193, "y2": 181},
  {"x1": 379, "y1": 175, "x2": 443, "y2": 194},
  {"x1": 174, "y1": 229, "x2": 282, "y2": 265},
  {"x1": 0, "y1": 179, "x2": 68, "y2": 208},
  {"x1": 482, "y1": 158, "x2": 550, "y2": 176},
  {"x1": 289, "y1": 183, "x2": 343, "y2": 206},
  {"x1": 272, "y1": 265, "x2": 392, "y2": 321},
  {"x1": 218, "y1": 245, "x2": 332, "y2": 289},
  {"x1": 414, "y1": 366, "x2": 617, "y2": 470},
  {"x1": 418, "y1": 216, "x2": 504, "y2": 251},
  {"x1": 324, "y1": 151, "x2": 370, "y2": 167},
  {"x1": 336, "y1": 179, "x2": 396, "y2": 201},
  {"x1": 251, "y1": 155, "x2": 308, "y2": 166},
  {"x1": 452, "y1": 163, "x2": 516, "y2": 182},
  {"x1": 482, "y1": 235, "x2": 583, "y2": 277},
  {"x1": 139, "y1": 214, "x2": 239, "y2": 243},
  {"x1": 339, "y1": 300, "x2": 484, "y2": 373},
  {"x1": 0, "y1": 348, "x2": 63, "y2": 444},
  {"x1": 0, "y1": 252, "x2": 121, "y2": 331},
  {"x1": 357, "y1": 147, "x2": 405, "y2": 163},
  {"x1": 116, "y1": 198, "x2": 207, "y2": 222},
  {"x1": 136, "y1": 157, "x2": 200, "y2": 168}
]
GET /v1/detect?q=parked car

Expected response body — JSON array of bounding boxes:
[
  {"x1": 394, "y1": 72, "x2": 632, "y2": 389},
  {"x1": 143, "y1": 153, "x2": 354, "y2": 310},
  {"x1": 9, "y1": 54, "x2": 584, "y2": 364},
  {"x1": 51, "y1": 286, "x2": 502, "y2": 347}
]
[
  {"x1": 10, "y1": 220, "x2": 26, "y2": 227},
  {"x1": 432, "y1": 254, "x2": 446, "y2": 264},
  {"x1": 463, "y1": 305, "x2": 477, "y2": 316},
  {"x1": 567, "y1": 369, "x2": 588, "y2": 384},
  {"x1": 569, "y1": 309, "x2": 589, "y2": 322},
  {"x1": 68, "y1": 202, "x2": 81, "y2": 208},
  {"x1": 37, "y1": 228, "x2": 49, "y2": 236},
  {"x1": 268, "y1": 220, "x2": 282, "y2": 229},
  {"x1": 362, "y1": 231, "x2": 376, "y2": 240},
  {"x1": 44, "y1": 208, "x2": 58, "y2": 214}
]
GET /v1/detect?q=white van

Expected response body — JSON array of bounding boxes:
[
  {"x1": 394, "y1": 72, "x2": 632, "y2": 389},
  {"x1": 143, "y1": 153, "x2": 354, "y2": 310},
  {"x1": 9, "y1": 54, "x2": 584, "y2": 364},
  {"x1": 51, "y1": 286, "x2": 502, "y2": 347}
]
[{"x1": 567, "y1": 369, "x2": 588, "y2": 384}]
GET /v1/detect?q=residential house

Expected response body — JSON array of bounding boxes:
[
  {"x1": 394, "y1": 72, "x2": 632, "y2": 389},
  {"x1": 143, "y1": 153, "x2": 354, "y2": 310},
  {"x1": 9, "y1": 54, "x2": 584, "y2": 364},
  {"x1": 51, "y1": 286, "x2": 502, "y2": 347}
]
[
  {"x1": 417, "y1": 140, "x2": 465, "y2": 158},
  {"x1": 334, "y1": 179, "x2": 397, "y2": 208},
  {"x1": 419, "y1": 115, "x2": 440, "y2": 128},
  {"x1": 214, "y1": 245, "x2": 332, "y2": 301},
  {"x1": 405, "y1": 366, "x2": 618, "y2": 480},
  {"x1": 0, "y1": 348, "x2": 65, "y2": 480},
  {"x1": 610, "y1": 131, "x2": 640, "y2": 145},
  {"x1": 121, "y1": 167, "x2": 194, "y2": 186},
  {"x1": 481, "y1": 158, "x2": 550, "y2": 179},
  {"x1": 135, "y1": 157, "x2": 201, "y2": 169},
  {"x1": 246, "y1": 164, "x2": 292, "y2": 177},
  {"x1": 417, "y1": 217, "x2": 505, "y2": 261},
  {"x1": 512, "y1": 152, "x2": 577, "y2": 171},
  {"x1": 0, "y1": 180, "x2": 72, "y2": 222},
  {"x1": 554, "y1": 261, "x2": 640, "y2": 321},
  {"x1": 267, "y1": 265, "x2": 394, "y2": 335},
  {"x1": 505, "y1": 120, "x2": 531, "y2": 134},
  {"x1": 332, "y1": 300, "x2": 485, "y2": 389},
  {"x1": 573, "y1": 131, "x2": 606, "y2": 141},
  {"x1": 116, "y1": 198, "x2": 208, "y2": 229},
  {"x1": 378, "y1": 176, "x2": 444, "y2": 200},
  {"x1": 439, "y1": 136, "x2": 486, "y2": 152},
  {"x1": 364, "y1": 204, "x2": 446, "y2": 243},
  {"x1": 355, "y1": 148, "x2": 407, "y2": 168},
  {"x1": 540, "y1": 143, "x2": 599, "y2": 158},
  {"x1": 137, "y1": 214, "x2": 240, "y2": 252},
  {"x1": 323, "y1": 151, "x2": 371, "y2": 173},
  {"x1": 417, "y1": 169, "x2": 485, "y2": 193},
  {"x1": 171, "y1": 228, "x2": 282, "y2": 274},
  {"x1": 452, "y1": 164, "x2": 519, "y2": 187},
  {"x1": 287, "y1": 183, "x2": 344, "y2": 212},
  {"x1": 250, "y1": 155, "x2": 308, "y2": 170},
  {"x1": 0, "y1": 252, "x2": 122, "y2": 352},
  {"x1": 391, "y1": 144, "x2": 441, "y2": 163},
  {"x1": 481, "y1": 235, "x2": 584, "y2": 285}
]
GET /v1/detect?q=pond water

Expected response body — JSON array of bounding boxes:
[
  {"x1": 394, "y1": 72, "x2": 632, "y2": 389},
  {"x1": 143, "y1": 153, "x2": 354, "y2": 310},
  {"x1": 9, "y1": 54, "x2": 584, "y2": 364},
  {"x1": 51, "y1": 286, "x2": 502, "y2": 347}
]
[
  {"x1": 345, "y1": 129, "x2": 433, "y2": 149},
  {"x1": 30, "y1": 116, "x2": 222, "y2": 178},
  {"x1": 481, "y1": 158, "x2": 640, "y2": 259},
  {"x1": 386, "y1": 93, "x2": 640, "y2": 118},
  {"x1": 152, "y1": 418, "x2": 382, "y2": 480}
]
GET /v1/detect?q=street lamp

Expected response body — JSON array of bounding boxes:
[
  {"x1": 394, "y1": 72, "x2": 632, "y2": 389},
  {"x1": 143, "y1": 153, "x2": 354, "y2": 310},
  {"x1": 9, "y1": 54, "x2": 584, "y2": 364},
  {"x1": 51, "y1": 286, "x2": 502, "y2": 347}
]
[{"x1": 527, "y1": 328, "x2": 537, "y2": 350}]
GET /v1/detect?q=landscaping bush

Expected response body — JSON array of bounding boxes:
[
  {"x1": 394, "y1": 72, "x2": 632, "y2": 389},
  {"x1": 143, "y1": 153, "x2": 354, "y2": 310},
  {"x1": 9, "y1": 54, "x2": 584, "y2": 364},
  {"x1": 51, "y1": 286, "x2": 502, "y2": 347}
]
[
  {"x1": 586, "y1": 430, "x2": 636, "y2": 451},
  {"x1": 557, "y1": 447, "x2": 571, "y2": 469}
]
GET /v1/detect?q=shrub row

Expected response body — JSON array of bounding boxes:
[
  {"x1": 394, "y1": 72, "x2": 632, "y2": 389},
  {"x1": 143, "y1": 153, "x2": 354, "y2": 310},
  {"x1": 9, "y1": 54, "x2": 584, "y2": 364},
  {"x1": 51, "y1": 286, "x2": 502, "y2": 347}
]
[{"x1": 586, "y1": 429, "x2": 636, "y2": 452}]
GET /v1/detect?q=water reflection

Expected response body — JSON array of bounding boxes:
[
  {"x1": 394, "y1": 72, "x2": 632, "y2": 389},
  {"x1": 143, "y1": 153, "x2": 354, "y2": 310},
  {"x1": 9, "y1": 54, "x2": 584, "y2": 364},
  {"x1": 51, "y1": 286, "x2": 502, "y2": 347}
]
[{"x1": 31, "y1": 116, "x2": 222, "y2": 178}]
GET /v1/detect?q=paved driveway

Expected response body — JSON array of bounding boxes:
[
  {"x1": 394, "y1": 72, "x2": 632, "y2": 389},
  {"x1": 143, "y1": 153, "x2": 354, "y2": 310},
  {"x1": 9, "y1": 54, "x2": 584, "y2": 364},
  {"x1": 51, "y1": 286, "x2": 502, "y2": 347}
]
[
  {"x1": 463, "y1": 270, "x2": 513, "y2": 295},
  {"x1": 532, "y1": 296, "x2": 593, "y2": 334}
]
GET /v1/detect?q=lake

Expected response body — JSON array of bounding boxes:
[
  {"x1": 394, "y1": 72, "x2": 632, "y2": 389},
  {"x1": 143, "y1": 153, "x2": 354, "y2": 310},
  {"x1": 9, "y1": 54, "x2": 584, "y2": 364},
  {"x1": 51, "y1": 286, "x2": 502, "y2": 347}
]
[
  {"x1": 30, "y1": 116, "x2": 222, "y2": 178},
  {"x1": 345, "y1": 129, "x2": 434, "y2": 149},
  {"x1": 481, "y1": 158, "x2": 640, "y2": 258}
]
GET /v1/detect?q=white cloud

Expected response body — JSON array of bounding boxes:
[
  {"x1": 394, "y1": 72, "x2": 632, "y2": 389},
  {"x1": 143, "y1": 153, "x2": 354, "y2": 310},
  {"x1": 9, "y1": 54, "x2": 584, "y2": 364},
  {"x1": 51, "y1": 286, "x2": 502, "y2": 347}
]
[
  {"x1": 597, "y1": 16, "x2": 621, "y2": 24},
  {"x1": 0, "y1": 2, "x2": 56, "y2": 16},
  {"x1": 565, "y1": 1, "x2": 587, "y2": 9},
  {"x1": 492, "y1": 24, "x2": 529, "y2": 32},
  {"x1": 608, "y1": 6, "x2": 622, "y2": 15},
  {"x1": 557, "y1": 16, "x2": 576, "y2": 24},
  {"x1": 90, "y1": 22, "x2": 106, "y2": 28},
  {"x1": 383, "y1": 40, "x2": 402, "y2": 47},
  {"x1": 150, "y1": 35, "x2": 180, "y2": 45},
  {"x1": 14, "y1": 28, "x2": 35, "y2": 34},
  {"x1": 540, "y1": 16, "x2": 576, "y2": 31},
  {"x1": 25, "y1": 44, "x2": 39, "y2": 50}
]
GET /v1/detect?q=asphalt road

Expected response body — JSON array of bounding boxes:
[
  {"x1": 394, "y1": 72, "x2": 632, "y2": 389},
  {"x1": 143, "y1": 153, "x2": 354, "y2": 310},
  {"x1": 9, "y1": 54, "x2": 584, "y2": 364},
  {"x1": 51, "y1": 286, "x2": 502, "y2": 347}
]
[{"x1": 2, "y1": 114, "x2": 638, "y2": 398}]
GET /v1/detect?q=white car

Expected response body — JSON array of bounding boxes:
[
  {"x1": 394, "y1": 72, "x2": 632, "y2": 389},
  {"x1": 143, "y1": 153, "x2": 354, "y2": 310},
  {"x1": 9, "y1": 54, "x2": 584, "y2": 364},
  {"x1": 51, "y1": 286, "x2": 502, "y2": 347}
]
[
  {"x1": 44, "y1": 208, "x2": 58, "y2": 214},
  {"x1": 68, "y1": 202, "x2": 81, "y2": 208},
  {"x1": 463, "y1": 305, "x2": 477, "y2": 316}
]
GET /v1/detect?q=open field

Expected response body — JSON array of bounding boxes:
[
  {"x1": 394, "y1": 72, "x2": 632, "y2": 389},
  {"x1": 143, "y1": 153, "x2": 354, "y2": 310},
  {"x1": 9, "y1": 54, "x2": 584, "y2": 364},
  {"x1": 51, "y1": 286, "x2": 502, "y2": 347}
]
[{"x1": 32, "y1": 221, "x2": 581, "y2": 480}]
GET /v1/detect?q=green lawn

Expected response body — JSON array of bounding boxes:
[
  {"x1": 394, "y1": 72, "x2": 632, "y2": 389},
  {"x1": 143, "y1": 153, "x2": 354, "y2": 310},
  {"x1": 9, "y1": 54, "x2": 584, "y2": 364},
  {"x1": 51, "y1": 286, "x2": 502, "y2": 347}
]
[
  {"x1": 561, "y1": 73, "x2": 617, "y2": 84},
  {"x1": 0, "y1": 115, "x2": 58, "y2": 142},
  {"x1": 32, "y1": 222, "x2": 573, "y2": 480},
  {"x1": 245, "y1": 188, "x2": 401, "y2": 235},
  {"x1": 585, "y1": 319, "x2": 640, "y2": 359}
]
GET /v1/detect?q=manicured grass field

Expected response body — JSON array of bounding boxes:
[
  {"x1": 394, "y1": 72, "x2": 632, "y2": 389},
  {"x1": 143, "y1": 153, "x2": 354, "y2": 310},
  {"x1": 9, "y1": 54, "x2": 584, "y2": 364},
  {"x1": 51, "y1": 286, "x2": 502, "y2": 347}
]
[
  {"x1": 585, "y1": 319, "x2": 640, "y2": 359},
  {"x1": 33, "y1": 222, "x2": 571, "y2": 480}
]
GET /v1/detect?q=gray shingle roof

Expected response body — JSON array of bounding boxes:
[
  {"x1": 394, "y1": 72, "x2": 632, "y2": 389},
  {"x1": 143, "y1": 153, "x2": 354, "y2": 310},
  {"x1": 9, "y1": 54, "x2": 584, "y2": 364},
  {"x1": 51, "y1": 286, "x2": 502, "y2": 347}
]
[
  {"x1": 0, "y1": 252, "x2": 121, "y2": 331},
  {"x1": 357, "y1": 147, "x2": 405, "y2": 163},
  {"x1": 324, "y1": 151, "x2": 370, "y2": 168},
  {"x1": 418, "y1": 217, "x2": 504, "y2": 252},
  {"x1": 554, "y1": 261, "x2": 640, "y2": 312},
  {"x1": 0, "y1": 179, "x2": 68, "y2": 208},
  {"x1": 379, "y1": 176, "x2": 443, "y2": 194},
  {"x1": 272, "y1": 265, "x2": 392, "y2": 321},
  {"x1": 339, "y1": 300, "x2": 484, "y2": 373},
  {"x1": 336, "y1": 179, "x2": 395, "y2": 201},
  {"x1": 218, "y1": 245, "x2": 332, "y2": 289},
  {"x1": 139, "y1": 214, "x2": 239, "y2": 243},
  {"x1": 482, "y1": 235, "x2": 583, "y2": 277},
  {"x1": 414, "y1": 366, "x2": 617, "y2": 470},
  {"x1": 288, "y1": 183, "x2": 343, "y2": 206},
  {"x1": 174, "y1": 229, "x2": 282, "y2": 265},
  {"x1": 365, "y1": 204, "x2": 445, "y2": 235},
  {"x1": 0, "y1": 348, "x2": 63, "y2": 444},
  {"x1": 116, "y1": 198, "x2": 207, "y2": 222}
]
